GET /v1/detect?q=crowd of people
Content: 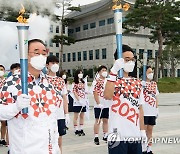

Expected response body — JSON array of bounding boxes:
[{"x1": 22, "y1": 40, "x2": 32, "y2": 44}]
[{"x1": 0, "y1": 39, "x2": 159, "y2": 154}]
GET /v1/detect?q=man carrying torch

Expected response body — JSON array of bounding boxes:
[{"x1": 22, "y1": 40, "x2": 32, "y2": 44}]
[
  {"x1": 0, "y1": 5, "x2": 61, "y2": 154},
  {"x1": 104, "y1": 1, "x2": 146, "y2": 154}
]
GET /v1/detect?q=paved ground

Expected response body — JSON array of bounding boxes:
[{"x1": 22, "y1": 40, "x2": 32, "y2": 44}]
[{"x1": 0, "y1": 93, "x2": 180, "y2": 154}]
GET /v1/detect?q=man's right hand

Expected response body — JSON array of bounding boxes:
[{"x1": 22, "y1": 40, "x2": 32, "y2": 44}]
[
  {"x1": 111, "y1": 58, "x2": 125, "y2": 74},
  {"x1": 16, "y1": 94, "x2": 31, "y2": 111}
]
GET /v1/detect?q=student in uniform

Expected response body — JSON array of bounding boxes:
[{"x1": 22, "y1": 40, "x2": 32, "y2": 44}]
[
  {"x1": 142, "y1": 66, "x2": 159, "y2": 154},
  {"x1": 104, "y1": 44, "x2": 146, "y2": 154},
  {"x1": 72, "y1": 69, "x2": 87, "y2": 136},
  {"x1": 93, "y1": 65, "x2": 110, "y2": 145},
  {"x1": 46, "y1": 55, "x2": 70, "y2": 154}
]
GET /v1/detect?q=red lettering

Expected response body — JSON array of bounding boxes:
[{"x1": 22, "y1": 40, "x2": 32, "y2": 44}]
[{"x1": 111, "y1": 97, "x2": 139, "y2": 126}]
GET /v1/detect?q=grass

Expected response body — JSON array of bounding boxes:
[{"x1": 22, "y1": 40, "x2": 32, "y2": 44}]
[
  {"x1": 157, "y1": 77, "x2": 180, "y2": 93},
  {"x1": 67, "y1": 77, "x2": 180, "y2": 93}
]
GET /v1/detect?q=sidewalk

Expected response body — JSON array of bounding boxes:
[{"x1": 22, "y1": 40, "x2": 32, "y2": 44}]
[{"x1": 0, "y1": 93, "x2": 180, "y2": 154}]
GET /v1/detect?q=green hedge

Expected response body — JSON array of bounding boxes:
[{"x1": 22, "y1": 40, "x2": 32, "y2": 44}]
[{"x1": 157, "y1": 77, "x2": 180, "y2": 93}]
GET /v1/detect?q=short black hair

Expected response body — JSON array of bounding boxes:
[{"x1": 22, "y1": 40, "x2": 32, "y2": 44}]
[
  {"x1": 146, "y1": 66, "x2": 152, "y2": 71},
  {"x1": 10, "y1": 63, "x2": 20, "y2": 70},
  {"x1": 97, "y1": 65, "x2": 107, "y2": 72},
  {"x1": 114, "y1": 44, "x2": 134, "y2": 60},
  {"x1": 0, "y1": 65, "x2": 5, "y2": 70},
  {"x1": 28, "y1": 39, "x2": 46, "y2": 50},
  {"x1": 46, "y1": 55, "x2": 59, "y2": 64}
]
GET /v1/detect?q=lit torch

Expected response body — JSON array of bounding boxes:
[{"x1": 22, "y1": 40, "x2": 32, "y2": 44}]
[
  {"x1": 17, "y1": 4, "x2": 29, "y2": 114},
  {"x1": 112, "y1": 0, "x2": 130, "y2": 78}
]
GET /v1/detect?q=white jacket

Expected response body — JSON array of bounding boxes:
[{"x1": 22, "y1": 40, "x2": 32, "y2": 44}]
[{"x1": 0, "y1": 73, "x2": 61, "y2": 154}]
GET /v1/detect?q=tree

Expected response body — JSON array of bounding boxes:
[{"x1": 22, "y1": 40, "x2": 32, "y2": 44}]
[
  {"x1": 161, "y1": 44, "x2": 180, "y2": 77},
  {"x1": 123, "y1": 0, "x2": 180, "y2": 81},
  {"x1": 52, "y1": 0, "x2": 81, "y2": 71}
]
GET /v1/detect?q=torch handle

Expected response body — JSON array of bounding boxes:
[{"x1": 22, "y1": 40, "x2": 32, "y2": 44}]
[
  {"x1": 114, "y1": 9, "x2": 123, "y2": 78},
  {"x1": 17, "y1": 26, "x2": 29, "y2": 114},
  {"x1": 143, "y1": 51, "x2": 148, "y2": 81},
  {"x1": 20, "y1": 59, "x2": 28, "y2": 113}
]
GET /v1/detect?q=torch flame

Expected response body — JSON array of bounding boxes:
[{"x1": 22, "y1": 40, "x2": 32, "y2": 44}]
[
  {"x1": 17, "y1": 4, "x2": 28, "y2": 23},
  {"x1": 123, "y1": 3, "x2": 130, "y2": 11},
  {"x1": 112, "y1": 0, "x2": 130, "y2": 11}
]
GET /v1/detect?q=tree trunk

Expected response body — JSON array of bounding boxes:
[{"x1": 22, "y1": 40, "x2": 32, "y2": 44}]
[
  {"x1": 154, "y1": 56, "x2": 159, "y2": 81},
  {"x1": 154, "y1": 29, "x2": 164, "y2": 81},
  {"x1": 160, "y1": 59, "x2": 164, "y2": 77},
  {"x1": 170, "y1": 47, "x2": 176, "y2": 77}
]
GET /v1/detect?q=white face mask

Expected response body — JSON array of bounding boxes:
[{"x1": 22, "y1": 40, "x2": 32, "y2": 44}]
[
  {"x1": 62, "y1": 74, "x2": 66, "y2": 79},
  {"x1": 30, "y1": 55, "x2": 47, "y2": 71},
  {"x1": 123, "y1": 61, "x2": 135, "y2": 73},
  {"x1": 147, "y1": 73, "x2": 154, "y2": 80},
  {"x1": 0, "y1": 71, "x2": 4, "y2": 77},
  {"x1": 101, "y1": 71, "x2": 108, "y2": 78},
  {"x1": 13, "y1": 69, "x2": 20, "y2": 75},
  {"x1": 50, "y1": 64, "x2": 59, "y2": 73},
  {"x1": 78, "y1": 73, "x2": 83, "y2": 79}
]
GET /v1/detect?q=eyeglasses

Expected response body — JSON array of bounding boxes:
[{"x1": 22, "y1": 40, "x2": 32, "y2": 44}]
[
  {"x1": 124, "y1": 57, "x2": 136, "y2": 62},
  {"x1": 29, "y1": 51, "x2": 48, "y2": 56}
]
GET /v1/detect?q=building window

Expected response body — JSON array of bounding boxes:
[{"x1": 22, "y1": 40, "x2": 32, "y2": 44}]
[
  {"x1": 132, "y1": 48, "x2": 136, "y2": 56},
  {"x1": 72, "y1": 69, "x2": 76, "y2": 77},
  {"x1": 75, "y1": 27, "x2": 81, "y2": 32},
  {"x1": 44, "y1": 41, "x2": 47, "y2": 47},
  {"x1": 49, "y1": 52, "x2": 53, "y2": 56},
  {"x1": 155, "y1": 50, "x2": 158, "y2": 58},
  {"x1": 147, "y1": 50, "x2": 153, "y2": 59},
  {"x1": 90, "y1": 22, "x2": 96, "y2": 29},
  {"x1": 78, "y1": 52, "x2": 81, "y2": 61},
  {"x1": 50, "y1": 25, "x2": 53, "y2": 33},
  {"x1": 83, "y1": 69, "x2": 87, "y2": 76},
  {"x1": 67, "y1": 69, "x2": 71, "y2": 76},
  {"x1": 102, "y1": 48, "x2": 107, "y2": 59},
  {"x1": 72, "y1": 52, "x2": 76, "y2": 61},
  {"x1": 63, "y1": 54, "x2": 66, "y2": 62},
  {"x1": 83, "y1": 51, "x2": 87, "y2": 61},
  {"x1": 95, "y1": 49, "x2": 99, "y2": 59},
  {"x1": 49, "y1": 39, "x2": 53, "y2": 47},
  {"x1": 56, "y1": 26, "x2": 59, "y2": 33},
  {"x1": 89, "y1": 69, "x2": 93, "y2": 78},
  {"x1": 177, "y1": 69, "x2": 180, "y2": 77},
  {"x1": 56, "y1": 53, "x2": 59, "y2": 58},
  {"x1": 89, "y1": 50, "x2": 93, "y2": 60},
  {"x1": 139, "y1": 49, "x2": 144, "y2": 59},
  {"x1": 164, "y1": 69, "x2": 168, "y2": 77},
  {"x1": 107, "y1": 17, "x2": 114, "y2": 24},
  {"x1": 67, "y1": 53, "x2": 71, "y2": 62},
  {"x1": 83, "y1": 24, "x2": 88, "y2": 30},
  {"x1": 99, "y1": 20, "x2": 105, "y2": 26},
  {"x1": 68, "y1": 29, "x2": 74, "y2": 34},
  {"x1": 56, "y1": 43, "x2": 59, "y2": 47}
]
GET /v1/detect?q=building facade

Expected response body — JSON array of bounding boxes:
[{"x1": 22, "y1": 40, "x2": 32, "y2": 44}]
[{"x1": 49, "y1": 0, "x2": 180, "y2": 78}]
